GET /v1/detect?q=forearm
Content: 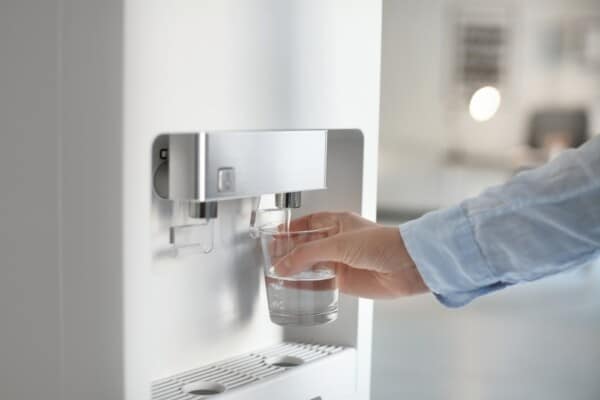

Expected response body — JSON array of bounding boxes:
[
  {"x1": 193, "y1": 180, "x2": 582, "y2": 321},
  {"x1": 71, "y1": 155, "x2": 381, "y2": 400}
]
[{"x1": 400, "y1": 136, "x2": 600, "y2": 307}]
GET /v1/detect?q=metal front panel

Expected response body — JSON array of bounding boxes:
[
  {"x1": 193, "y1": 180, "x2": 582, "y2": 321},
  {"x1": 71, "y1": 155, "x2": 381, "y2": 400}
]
[
  {"x1": 162, "y1": 130, "x2": 327, "y2": 202},
  {"x1": 168, "y1": 133, "x2": 205, "y2": 200},
  {"x1": 204, "y1": 130, "x2": 327, "y2": 201}
]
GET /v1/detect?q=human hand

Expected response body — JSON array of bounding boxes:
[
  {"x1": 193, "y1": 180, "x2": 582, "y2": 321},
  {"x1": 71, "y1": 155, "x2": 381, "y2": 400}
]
[{"x1": 274, "y1": 212, "x2": 429, "y2": 299}]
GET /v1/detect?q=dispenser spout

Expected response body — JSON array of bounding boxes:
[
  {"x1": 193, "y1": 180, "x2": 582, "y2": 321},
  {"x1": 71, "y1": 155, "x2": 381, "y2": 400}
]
[
  {"x1": 188, "y1": 201, "x2": 218, "y2": 219},
  {"x1": 275, "y1": 192, "x2": 302, "y2": 209}
]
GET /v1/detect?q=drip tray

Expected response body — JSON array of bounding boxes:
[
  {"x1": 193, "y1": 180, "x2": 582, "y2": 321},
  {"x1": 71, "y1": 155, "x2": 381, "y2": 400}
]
[{"x1": 152, "y1": 342, "x2": 355, "y2": 400}]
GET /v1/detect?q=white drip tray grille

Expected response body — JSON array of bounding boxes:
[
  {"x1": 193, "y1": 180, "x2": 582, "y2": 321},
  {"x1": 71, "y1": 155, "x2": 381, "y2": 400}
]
[{"x1": 152, "y1": 342, "x2": 346, "y2": 399}]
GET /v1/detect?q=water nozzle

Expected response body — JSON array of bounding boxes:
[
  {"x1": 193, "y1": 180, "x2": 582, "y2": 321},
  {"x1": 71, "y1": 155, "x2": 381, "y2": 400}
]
[
  {"x1": 275, "y1": 192, "x2": 301, "y2": 209},
  {"x1": 188, "y1": 201, "x2": 218, "y2": 219}
]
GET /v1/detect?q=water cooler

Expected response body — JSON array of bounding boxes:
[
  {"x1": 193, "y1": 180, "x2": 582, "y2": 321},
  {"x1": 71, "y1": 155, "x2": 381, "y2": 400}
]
[{"x1": 0, "y1": 1, "x2": 382, "y2": 399}]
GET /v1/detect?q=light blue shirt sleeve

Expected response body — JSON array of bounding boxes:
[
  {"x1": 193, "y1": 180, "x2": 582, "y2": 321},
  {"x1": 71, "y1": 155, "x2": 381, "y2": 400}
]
[{"x1": 400, "y1": 136, "x2": 600, "y2": 307}]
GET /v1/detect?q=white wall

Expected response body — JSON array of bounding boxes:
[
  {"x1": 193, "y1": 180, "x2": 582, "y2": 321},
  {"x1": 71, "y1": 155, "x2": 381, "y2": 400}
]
[
  {"x1": 378, "y1": 0, "x2": 600, "y2": 213},
  {"x1": 378, "y1": 0, "x2": 447, "y2": 212},
  {"x1": 60, "y1": 1, "x2": 125, "y2": 399},
  {"x1": 0, "y1": 1, "x2": 61, "y2": 399}
]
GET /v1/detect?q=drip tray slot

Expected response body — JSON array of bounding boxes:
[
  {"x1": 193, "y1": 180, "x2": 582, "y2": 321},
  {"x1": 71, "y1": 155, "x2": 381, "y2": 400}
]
[{"x1": 152, "y1": 342, "x2": 355, "y2": 400}]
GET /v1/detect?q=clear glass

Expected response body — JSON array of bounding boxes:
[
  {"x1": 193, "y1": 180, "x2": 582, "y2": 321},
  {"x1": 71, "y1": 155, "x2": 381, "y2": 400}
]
[
  {"x1": 259, "y1": 224, "x2": 338, "y2": 326},
  {"x1": 249, "y1": 208, "x2": 290, "y2": 239}
]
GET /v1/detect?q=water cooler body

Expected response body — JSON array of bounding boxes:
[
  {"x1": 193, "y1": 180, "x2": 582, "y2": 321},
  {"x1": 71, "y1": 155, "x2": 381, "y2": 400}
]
[
  {"x1": 150, "y1": 129, "x2": 369, "y2": 400},
  {"x1": 0, "y1": 1, "x2": 381, "y2": 399}
]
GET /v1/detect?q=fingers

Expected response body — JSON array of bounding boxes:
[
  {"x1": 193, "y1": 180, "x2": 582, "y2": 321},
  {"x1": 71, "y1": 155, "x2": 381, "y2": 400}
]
[
  {"x1": 267, "y1": 227, "x2": 331, "y2": 256},
  {"x1": 274, "y1": 235, "x2": 345, "y2": 276},
  {"x1": 287, "y1": 212, "x2": 340, "y2": 232},
  {"x1": 286, "y1": 211, "x2": 374, "y2": 233},
  {"x1": 272, "y1": 213, "x2": 382, "y2": 278}
]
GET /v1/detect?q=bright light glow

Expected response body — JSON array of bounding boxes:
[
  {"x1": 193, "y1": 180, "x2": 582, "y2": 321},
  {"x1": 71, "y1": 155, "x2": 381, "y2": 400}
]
[{"x1": 469, "y1": 86, "x2": 501, "y2": 122}]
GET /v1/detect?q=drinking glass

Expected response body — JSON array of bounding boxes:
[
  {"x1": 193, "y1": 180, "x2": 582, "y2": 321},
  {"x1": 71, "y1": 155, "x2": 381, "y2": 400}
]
[{"x1": 259, "y1": 224, "x2": 338, "y2": 326}]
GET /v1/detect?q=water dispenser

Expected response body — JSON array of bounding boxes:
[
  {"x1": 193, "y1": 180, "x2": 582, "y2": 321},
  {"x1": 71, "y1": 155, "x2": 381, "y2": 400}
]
[
  {"x1": 150, "y1": 129, "x2": 371, "y2": 399},
  {"x1": 0, "y1": 2, "x2": 382, "y2": 399},
  {"x1": 152, "y1": 130, "x2": 327, "y2": 252}
]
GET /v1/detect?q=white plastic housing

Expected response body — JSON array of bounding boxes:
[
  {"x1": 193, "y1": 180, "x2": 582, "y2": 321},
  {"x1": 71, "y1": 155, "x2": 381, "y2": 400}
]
[{"x1": 0, "y1": 1, "x2": 382, "y2": 400}]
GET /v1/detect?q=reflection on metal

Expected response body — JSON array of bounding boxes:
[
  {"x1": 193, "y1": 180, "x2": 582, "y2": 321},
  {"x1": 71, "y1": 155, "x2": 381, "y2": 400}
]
[{"x1": 275, "y1": 192, "x2": 302, "y2": 209}]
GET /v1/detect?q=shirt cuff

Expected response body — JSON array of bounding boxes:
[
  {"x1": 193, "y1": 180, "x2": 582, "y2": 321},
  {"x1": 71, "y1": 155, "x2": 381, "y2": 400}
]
[{"x1": 399, "y1": 205, "x2": 505, "y2": 307}]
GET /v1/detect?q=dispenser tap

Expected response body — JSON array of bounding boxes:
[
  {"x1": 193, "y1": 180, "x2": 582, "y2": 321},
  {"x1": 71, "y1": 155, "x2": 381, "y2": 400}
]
[
  {"x1": 188, "y1": 201, "x2": 218, "y2": 219},
  {"x1": 275, "y1": 192, "x2": 302, "y2": 209},
  {"x1": 152, "y1": 130, "x2": 328, "y2": 251}
]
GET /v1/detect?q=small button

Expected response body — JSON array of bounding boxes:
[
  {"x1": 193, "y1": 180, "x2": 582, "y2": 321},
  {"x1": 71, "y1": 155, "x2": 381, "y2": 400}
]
[{"x1": 217, "y1": 167, "x2": 235, "y2": 192}]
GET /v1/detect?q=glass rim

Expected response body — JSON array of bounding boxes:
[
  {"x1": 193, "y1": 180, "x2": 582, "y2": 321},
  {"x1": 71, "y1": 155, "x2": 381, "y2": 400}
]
[
  {"x1": 254, "y1": 207, "x2": 287, "y2": 213},
  {"x1": 257, "y1": 223, "x2": 336, "y2": 236}
]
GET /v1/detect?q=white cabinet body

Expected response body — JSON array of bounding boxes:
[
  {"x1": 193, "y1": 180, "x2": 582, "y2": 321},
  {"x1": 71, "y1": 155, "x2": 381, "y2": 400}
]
[{"x1": 0, "y1": 1, "x2": 382, "y2": 399}]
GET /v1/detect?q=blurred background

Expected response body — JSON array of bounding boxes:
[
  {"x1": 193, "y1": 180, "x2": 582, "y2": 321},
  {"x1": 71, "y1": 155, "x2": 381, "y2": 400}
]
[{"x1": 373, "y1": 0, "x2": 600, "y2": 399}]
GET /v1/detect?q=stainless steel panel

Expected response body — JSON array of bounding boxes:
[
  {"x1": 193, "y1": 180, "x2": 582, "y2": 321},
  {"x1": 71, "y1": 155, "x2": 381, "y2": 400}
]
[
  {"x1": 158, "y1": 130, "x2": 327, "y2": 202},
  {"x1": 168, "y1": 133, "x2": 206, "y2": 200},
  {"x1": 204, "y1": 130, "x2": 327, "y2": 201}
]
